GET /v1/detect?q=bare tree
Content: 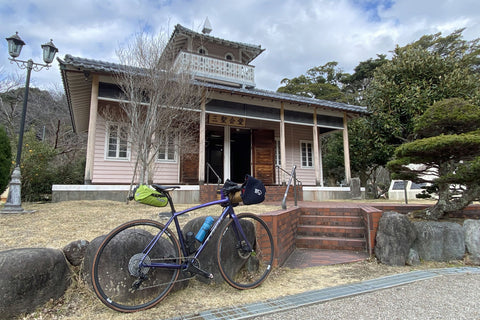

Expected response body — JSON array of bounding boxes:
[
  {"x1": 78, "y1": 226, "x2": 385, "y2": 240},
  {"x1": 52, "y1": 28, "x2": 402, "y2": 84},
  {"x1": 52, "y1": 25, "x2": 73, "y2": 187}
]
[
  {"x1": 112, "y1": 31, "x2": 203, "y2": 186},
  {"x1": 0, "y1": 68, "x2": 24, "y2": 137}
]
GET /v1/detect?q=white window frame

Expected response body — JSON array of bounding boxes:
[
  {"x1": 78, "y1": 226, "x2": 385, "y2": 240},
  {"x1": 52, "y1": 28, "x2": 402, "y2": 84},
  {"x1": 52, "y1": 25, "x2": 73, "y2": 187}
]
[
  {"x1": 105, "y1": 122, "x2": 130, "y2": 160},
  {"x1": 275, "y1": 138, "x2": 281, "y2": 166},
  {"x1": 156, "y1": 132, "x2": 177, "y2": 163},
  {"x1": 300, "y1": 140, "x2": 313, "y2": 168}
]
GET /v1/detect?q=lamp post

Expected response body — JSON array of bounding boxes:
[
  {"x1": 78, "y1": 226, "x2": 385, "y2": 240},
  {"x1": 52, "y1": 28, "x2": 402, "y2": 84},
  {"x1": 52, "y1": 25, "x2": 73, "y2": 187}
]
[{"x1": 1, "y1": 32, "x2": 58, "y2": 214}]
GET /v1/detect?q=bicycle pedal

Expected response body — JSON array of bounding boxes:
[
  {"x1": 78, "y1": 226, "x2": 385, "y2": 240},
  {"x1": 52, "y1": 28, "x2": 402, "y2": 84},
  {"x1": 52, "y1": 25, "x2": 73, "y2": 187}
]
[{"x1": 185, "y1": 261, "x2": 213, "y2": 279}]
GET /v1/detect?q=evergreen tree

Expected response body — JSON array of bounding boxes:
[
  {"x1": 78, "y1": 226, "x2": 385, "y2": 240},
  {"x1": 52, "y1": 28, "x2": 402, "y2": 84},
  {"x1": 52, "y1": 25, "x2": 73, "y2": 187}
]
[{"x1": 387, "y1": 98, "x2": 480, "y2": 220}]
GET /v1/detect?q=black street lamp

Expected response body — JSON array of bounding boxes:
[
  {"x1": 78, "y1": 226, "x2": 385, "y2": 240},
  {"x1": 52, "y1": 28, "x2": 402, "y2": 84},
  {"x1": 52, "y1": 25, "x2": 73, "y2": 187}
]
[{"x1": 1, "y1": 32, "x2": 58, "y2": 214}]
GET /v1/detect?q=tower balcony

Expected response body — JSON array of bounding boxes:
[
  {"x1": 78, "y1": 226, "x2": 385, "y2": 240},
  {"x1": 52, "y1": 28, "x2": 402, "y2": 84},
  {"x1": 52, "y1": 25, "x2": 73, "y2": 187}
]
[{"x1": 174, "y1": 51, "x2": 256, "y2": 88}]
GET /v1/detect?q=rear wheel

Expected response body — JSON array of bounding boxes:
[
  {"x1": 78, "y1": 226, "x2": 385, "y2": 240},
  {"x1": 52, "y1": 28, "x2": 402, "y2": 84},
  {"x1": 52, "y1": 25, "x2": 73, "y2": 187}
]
[
  {"x1": 217, "y1": 213, "x2": 274, "y2": 289},
  {"x1": 91, "y1": 219, "x2": 181, "y2": 312}
]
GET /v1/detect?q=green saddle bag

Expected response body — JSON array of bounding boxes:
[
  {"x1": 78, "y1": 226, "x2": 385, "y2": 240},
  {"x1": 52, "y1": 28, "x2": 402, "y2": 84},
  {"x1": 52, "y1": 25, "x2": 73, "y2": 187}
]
[{"x1": 133, "y1": 185, "x2": 168, "y2": 207}]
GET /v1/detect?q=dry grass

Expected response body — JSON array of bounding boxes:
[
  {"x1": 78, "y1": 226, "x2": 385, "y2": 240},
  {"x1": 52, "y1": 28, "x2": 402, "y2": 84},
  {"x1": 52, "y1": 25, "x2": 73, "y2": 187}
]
[{"x1": 0, "y1": 200, "x2": 462, "y2": 320}]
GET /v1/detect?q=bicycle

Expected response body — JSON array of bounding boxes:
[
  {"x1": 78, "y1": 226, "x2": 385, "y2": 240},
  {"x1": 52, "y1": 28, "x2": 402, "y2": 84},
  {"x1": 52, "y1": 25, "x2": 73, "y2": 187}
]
[{"x1": 91, "y1": 177, "x2": 275, "y2": 313}]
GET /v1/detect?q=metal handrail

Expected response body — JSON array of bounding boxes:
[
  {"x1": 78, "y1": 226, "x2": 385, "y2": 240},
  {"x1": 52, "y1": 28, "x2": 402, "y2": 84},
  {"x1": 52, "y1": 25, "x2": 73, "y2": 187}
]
[
  {"x1": 206, "y1": 162, "x2": 222, "y2": 188},
  {"x1": 276, "y1": 164, "x2": 302, "y2": 187},
  {"x1": 277, "y1": 165, "x2": 300, "y2": 209}
]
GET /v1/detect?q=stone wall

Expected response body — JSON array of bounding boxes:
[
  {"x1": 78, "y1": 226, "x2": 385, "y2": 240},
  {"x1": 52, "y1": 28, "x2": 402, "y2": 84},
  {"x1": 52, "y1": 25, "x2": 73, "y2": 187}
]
[{"x1": 374, "y1": 211, "x2": 480, "y2": 266}]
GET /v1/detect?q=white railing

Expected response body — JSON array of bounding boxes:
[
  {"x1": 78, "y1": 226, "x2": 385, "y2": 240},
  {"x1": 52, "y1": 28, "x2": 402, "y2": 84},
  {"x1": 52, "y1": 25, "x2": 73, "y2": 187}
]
[{"x1": 174, "y1": 51, "x2": 256, "y2": 88}]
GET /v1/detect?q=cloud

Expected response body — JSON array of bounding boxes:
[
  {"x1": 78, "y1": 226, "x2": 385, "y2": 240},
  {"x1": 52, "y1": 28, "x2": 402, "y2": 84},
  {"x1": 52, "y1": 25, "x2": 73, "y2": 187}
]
[{"x1": 1, "y1": 0, "x2": 479, "y2": 91}]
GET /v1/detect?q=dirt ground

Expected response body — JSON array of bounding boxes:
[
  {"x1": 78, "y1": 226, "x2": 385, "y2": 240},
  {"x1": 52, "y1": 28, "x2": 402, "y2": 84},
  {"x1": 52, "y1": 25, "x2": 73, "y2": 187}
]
[{"x1": 0, "y1": 200, "x2": 463, "y2": 320}]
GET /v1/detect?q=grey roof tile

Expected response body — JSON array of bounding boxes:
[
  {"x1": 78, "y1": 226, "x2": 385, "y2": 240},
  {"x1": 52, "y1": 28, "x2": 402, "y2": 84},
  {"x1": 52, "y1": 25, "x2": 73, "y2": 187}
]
[{"x1": 58, "y1": 54, "x2": 369, "y2": 115}]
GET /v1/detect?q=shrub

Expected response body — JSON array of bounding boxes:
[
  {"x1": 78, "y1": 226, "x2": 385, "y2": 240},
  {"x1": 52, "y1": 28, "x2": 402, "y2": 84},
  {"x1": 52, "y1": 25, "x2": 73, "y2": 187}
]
[
  {"x1": 0, "y1": 126, "x2": 12, "y2": 194},
  {"x1": 20, "y1": 129, "x2": 57, "y2": 201}
]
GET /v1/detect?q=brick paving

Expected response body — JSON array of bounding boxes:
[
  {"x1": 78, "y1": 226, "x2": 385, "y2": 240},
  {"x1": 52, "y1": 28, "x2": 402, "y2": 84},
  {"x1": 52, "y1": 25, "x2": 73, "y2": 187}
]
[{"x1": 283, "y1": 248, "x2": 369, "y2": 268}]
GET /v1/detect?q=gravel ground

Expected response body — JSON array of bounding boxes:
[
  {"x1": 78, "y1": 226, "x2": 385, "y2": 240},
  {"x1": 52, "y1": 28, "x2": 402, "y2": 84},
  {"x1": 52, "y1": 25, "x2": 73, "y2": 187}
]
[{"x1": 253, "y1": 273, "x2": 480, "y2": 320}]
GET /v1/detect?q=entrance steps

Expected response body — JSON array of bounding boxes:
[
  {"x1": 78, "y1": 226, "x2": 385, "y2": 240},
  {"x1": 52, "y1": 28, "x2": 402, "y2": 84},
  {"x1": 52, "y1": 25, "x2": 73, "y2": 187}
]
[{"x1": 295, "y1": 208, "x2": 367, "y2": 251}]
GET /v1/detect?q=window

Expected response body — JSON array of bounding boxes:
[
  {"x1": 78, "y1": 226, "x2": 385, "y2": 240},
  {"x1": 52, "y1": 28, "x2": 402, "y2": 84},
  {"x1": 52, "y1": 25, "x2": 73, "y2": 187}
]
[
  {"x1": 300, "y1": 141, "x2": 313, "y2": 168},
  {"x1": 225, "y1": 53, "x2": 234, "y2": 61},
  {"x1": 275, "y1": 139, "x2": 281, "y2": 166},
  {"x1": 198, "y1": 46, "x2": 208, "y2": 55},
  {"x1": 106, "y1": 123, "x2": 129, "y2": 160},
  {"x1": 157, "y1": 133, "x2": 176, "y2": 162}
]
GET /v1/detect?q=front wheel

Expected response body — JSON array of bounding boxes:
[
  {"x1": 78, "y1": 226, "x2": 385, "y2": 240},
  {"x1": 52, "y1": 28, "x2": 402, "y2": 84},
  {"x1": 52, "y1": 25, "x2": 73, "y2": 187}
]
[
  {"x1": 217, "y1": 213, "x2": 274, "y2": 289},
  {"x1": 91, "y1": 219, "x2": 181, "y2": 312}
]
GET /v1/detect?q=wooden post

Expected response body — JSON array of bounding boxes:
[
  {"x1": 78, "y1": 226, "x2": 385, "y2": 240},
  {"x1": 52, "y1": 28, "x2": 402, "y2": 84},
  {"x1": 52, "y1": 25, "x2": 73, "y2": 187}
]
[
  {"x1": 224, "y1": 125, "x2": 230, "y2": 181},
  {"x1": 84, "y1": 75, "x2": 99, "y2": 184},
  {"x1": 280, "y1": 102, "x2": 287, "y2": 185},
  {"x1": 343, "y1": 112, "x2": 351, "y2": 185},
  {"x1": 313, "y1": 108, "x2": 321, "y2": 186},
  {"x1": 198, "y1": 90, "x2": 206, "y2": 184}
]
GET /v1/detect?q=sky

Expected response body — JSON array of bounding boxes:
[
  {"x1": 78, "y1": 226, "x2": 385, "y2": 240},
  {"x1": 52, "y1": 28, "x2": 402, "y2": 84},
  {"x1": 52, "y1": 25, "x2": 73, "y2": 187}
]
[{"x1": 1, "y1": 0, "x2": 479, "y2": 93}]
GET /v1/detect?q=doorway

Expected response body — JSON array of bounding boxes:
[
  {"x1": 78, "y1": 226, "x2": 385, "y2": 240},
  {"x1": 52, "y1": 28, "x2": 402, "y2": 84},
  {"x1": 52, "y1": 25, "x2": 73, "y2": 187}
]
[
  {"x1": 205, "y1": 128, "x2": 224, "y2": 183},
  {"x1": 230, "y1": 128, "x2": 251, "y2": 182}
]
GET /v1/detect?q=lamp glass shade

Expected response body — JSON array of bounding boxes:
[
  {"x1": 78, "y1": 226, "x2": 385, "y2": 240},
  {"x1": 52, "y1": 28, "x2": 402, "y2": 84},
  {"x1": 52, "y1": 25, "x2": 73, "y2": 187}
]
[
  {"x1": 6, "y1": 32, "x2": 25, "y2": 58},
  {"x1": 41, "y1": 40, "x2": 58, "y2": 64}
]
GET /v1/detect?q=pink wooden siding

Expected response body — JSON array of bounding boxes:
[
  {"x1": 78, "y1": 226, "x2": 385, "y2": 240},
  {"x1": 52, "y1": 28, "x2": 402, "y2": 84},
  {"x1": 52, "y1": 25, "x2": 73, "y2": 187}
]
[
  {"x1": 92, "y1": 117, "x2": 180, "y2": 184},
  {"x1": 284, "y1": 124, "x2": 317, "y2": 185},
  {"x1": 92, "y1": 116, "x2": 325, "y2": 185},
  {"x1": 152, "y1": 162, "x2": 179, "y2": 184},
  {"x1": 92, "y1": 117, "x2": 136, "y2": 184}
]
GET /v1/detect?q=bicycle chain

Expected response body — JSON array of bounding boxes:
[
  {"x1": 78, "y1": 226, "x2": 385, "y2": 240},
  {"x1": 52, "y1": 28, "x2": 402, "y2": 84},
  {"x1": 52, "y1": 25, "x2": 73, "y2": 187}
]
[{"x1": 130, "y1": 256, "x2": 202, "y2": 291}]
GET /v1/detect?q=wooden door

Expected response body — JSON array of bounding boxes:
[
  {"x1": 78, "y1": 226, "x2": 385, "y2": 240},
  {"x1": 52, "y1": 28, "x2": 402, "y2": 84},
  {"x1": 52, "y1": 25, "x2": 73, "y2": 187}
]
[
  {"x1": 180, "y1": 152, "x2": 198, "y2": 184},
  {"x1": 252, "y1": 129, "x2": 275, "y2": 185}
]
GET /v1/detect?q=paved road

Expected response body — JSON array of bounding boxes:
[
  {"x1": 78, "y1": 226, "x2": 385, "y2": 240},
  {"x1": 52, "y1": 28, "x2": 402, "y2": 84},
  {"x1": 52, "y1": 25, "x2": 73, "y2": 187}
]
[
  {"x1": 170, "y1": 268, "x2": 480, "y2": 320},
  {"x1": 253, "y1": 273, "x2": 480, "y2": 320}
]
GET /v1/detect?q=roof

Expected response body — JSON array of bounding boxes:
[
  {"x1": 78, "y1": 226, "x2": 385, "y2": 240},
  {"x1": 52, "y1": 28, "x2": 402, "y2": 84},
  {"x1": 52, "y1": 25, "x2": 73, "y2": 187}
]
[
  {"x1": 164, "y1": 24, "x2": 265, "y2": 64},
  {"x1": 58, "y1": 54, "x2": 369, "y2": 132},
  {"x1": 198, "y1": 81, "x2": 369, "y2": 115}
]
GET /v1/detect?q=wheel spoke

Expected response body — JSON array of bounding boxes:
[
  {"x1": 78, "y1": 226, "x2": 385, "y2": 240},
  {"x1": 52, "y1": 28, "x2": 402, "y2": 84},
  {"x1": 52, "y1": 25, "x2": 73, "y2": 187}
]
[
  {"x1": 217, "y1": 213, "x2": 274, "y2": 289},
  {"x1": 92, "y1": 219, "x2": 181, "y2": 312}
]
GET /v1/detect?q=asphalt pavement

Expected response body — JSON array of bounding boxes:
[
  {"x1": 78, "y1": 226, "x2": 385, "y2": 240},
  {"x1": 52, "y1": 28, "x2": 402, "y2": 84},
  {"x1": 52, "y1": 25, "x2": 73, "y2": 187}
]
[{"x1": 169, "y1": 267, "x2": 480, "y2": 320}]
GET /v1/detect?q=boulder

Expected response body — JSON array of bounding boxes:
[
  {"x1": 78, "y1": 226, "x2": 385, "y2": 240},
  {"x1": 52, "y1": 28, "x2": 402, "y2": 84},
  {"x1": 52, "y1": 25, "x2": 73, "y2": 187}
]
[
  {"x1": 375, "y1": 211, "x2": 416, "y2": 266},
  {"x1": 83, "y1": 228, "x2": 189, "y2": 295},
  {"x1": 406, "y1": 248, "x2": 420, "y2": 266},
  {"x1": 82, "y1": 235, "x2": 106, "y2": 288},
  {"x1": 413, "y1": 221, "x2": 465, "y2": 261},
  {"x1": 0, "y1": 248, "x2": 71, "y2": 319},
  {"x1": 350, "y1": 177, "x2": 362, "y2": 199},
  {"x1": 464, "y1": 219, "x2": 480, "y2": 265},
  {"x1": 182, "y1": 216, "x2": 255, "y2": 284},
  {"x1": 63, "y1": 239, "x2": 89, "y2": 266}
]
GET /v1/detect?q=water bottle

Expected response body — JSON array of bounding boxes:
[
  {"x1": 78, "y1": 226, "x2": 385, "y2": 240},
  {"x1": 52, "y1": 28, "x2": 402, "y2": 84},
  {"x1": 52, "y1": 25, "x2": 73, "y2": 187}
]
[
  {"x1": 195, "y1": 216, "x2": 214, "y2": 242},
  {"x1": 185, "y1": 231, "x2": 196, "y2": 254}
]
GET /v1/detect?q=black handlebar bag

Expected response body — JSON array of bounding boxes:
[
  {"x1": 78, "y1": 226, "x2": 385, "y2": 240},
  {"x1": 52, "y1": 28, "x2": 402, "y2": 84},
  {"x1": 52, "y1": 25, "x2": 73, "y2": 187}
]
[{"x1": 241, "y1": 175, "x2": 266, "y2": 205}]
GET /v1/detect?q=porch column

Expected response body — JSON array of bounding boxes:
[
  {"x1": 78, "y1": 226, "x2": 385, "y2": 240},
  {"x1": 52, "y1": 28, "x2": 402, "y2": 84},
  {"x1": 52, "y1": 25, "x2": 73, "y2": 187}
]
[
  {"x1": 343, "y1": 112, "x2": 352, "y2": 184},
  {"x1": 319, "y1": 136, "x2": 324, "y2": 187},
  {"x1": 84, "y1": 75, "x2": 99, "y2": 184},
  {"x1": 312, "y1": 108, "x2": 321, "y2": 186},
  {"x1": 223, "y1": 126, "x2": 231, "y2": 181},
  {"x1": 198, "y1": 90, "x2": 206, "y2": 184},
  {"x1": 280, "y1": 102, "x2": 287, "y2": 185}
]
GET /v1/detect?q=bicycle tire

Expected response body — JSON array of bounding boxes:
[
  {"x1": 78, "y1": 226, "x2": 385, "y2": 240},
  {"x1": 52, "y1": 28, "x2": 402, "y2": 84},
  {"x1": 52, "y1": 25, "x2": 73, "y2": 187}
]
[
  {"x1": 216, "y1": 213, "x2": 274, "y2": 289},
  {"x1": 91, "y1": 219, "x2": 181, "y2": 312}
]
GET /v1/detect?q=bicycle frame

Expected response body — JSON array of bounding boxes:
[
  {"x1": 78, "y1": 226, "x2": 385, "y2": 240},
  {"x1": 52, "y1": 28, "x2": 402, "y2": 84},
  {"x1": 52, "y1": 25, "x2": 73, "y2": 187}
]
[{"x1": 138, "y1": 190, "x2": 252, "y2": 272}]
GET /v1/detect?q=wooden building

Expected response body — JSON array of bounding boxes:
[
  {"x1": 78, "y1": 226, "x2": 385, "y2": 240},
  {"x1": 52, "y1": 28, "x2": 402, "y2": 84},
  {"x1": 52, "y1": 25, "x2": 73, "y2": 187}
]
[{"x1": 57, "y1": 23, "x2": 368, "y2": 201}]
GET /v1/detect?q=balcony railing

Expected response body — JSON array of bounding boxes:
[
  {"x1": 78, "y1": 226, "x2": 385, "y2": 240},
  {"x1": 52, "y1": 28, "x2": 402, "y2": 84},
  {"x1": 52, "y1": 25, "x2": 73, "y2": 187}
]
[{"x1": 174, "y1": 51, "x2": 256, "y2": 88}]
